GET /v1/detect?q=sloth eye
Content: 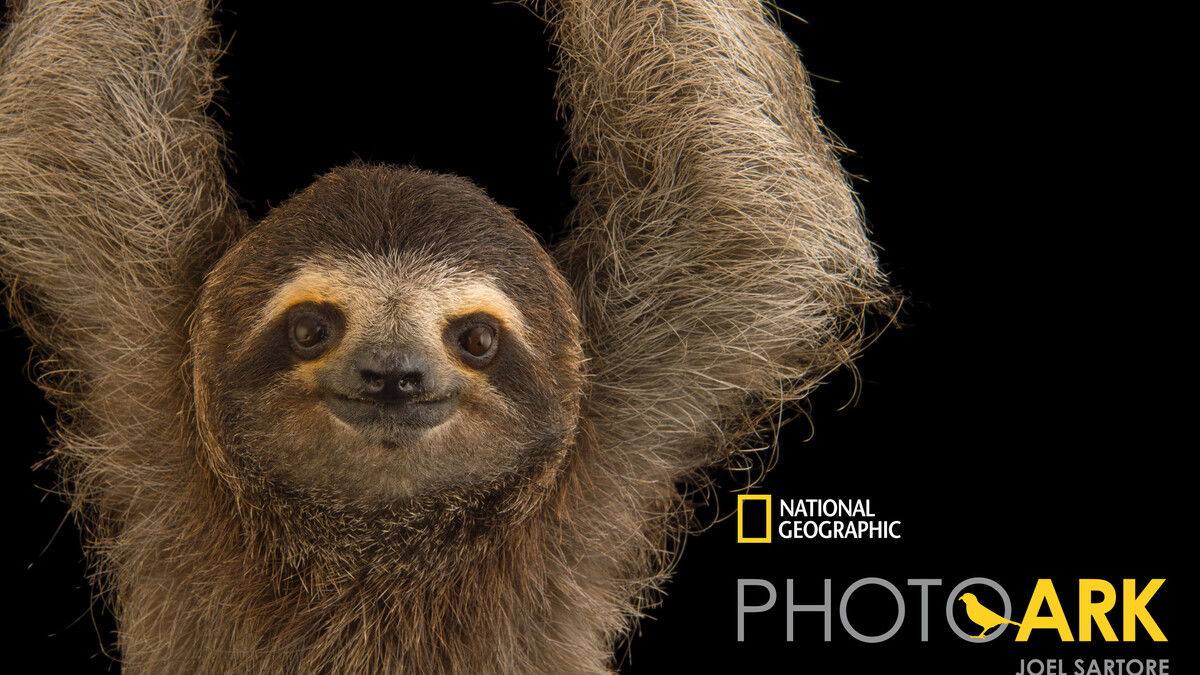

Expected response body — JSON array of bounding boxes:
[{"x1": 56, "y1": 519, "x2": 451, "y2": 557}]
[
  {"x1": 292, "y1": 316, "x2": 327, "y2": 347},
  {"x1": 461, "y1": 325, "x2": 494, "y2": 357},
  {"x1": 288, "y1": 304, "x2": 338, "y2": 359},
  {"x1": 448, "y1": 316, "x2": 499, "y2": 368}
]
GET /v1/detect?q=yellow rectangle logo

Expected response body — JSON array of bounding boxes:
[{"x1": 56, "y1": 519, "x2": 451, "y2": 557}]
[{"x1": 737, "y1": 494, "x2": 771, "y2": 543}]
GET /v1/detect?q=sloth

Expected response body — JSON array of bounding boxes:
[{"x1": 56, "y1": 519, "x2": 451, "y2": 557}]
[{"x1": 1, "y1": 0, "x2": 889, "y2": 672}]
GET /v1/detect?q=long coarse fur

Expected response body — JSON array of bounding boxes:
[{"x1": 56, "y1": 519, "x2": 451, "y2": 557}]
[
  {"x1": 550, "y1": 0, "x2": 889, "y2": 472},
  {"x1": 0, "y1": 0, "x2": 890, "y2": 672}
]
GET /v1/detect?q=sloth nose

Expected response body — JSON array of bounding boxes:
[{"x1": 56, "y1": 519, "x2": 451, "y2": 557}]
[{"x1": 355, "y1": 352, "x2": 430, "y2": 402}]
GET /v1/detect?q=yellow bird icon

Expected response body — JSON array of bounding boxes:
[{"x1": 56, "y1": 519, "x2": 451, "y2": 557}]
[{"x1": 958, "y1": 593, "x2": 1022, "y2": 638}]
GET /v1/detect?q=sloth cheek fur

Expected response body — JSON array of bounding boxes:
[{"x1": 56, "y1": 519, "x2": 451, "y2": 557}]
[{"x1": 212, "y1": 364, "x2": 558, "y2": 503}]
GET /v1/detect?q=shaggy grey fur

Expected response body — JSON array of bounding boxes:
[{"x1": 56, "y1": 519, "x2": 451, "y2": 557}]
[{"x1": 1, "y1": 0, "x2": 890, "y2": 672}]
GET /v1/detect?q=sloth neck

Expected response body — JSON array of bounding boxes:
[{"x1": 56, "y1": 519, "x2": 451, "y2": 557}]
[{"x1": 113, "y1": 427, "x2": 677, "y2": 674}]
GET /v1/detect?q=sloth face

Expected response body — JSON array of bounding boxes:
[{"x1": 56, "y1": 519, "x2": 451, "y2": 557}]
[
  {"x1": 193, "y1": 166, "x2": 583, "y2": 507},
  {"x1": 259, "y1": 253, "x2": 526, "y2": 446}
]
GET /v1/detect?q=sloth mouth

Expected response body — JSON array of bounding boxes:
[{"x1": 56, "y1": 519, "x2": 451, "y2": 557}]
[{"x1": 324, "y1": 391, "x2": 461, "y2": 431}]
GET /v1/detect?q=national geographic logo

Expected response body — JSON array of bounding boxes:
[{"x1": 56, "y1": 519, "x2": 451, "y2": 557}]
[
  {"x1": 736, "y1": 495, "x2": 901, "y2": 542},
  {"x1": 737, "y1": 495, "x2": 772, "y2": 543}
]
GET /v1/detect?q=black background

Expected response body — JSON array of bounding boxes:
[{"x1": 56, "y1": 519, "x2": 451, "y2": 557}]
[{"x1": 6, "y1": 3, "x2": 1184, "y2": 672}]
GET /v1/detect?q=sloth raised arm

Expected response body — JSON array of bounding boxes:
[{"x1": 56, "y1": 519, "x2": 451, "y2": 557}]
[
  {"x1": 548, "y1": 0, "x2": 890, "y2": 475},
  {"x1": 0, "y1": 1, "x2": 237, "y2": 412}
]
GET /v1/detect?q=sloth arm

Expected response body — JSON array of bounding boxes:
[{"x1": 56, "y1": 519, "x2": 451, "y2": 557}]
[
  {"x1": 548, "y1": 0, "x2": 890, "y2": 474},
  {"x1": 0, "y1": 1, "x2": 237, "y2": 409}
]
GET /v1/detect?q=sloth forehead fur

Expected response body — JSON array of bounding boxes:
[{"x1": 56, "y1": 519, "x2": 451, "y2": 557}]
[{"x1": 193, "y1": 165, "x2": 584, "y2": 506}]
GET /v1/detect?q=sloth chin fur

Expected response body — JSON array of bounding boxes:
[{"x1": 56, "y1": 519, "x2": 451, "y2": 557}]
[{"x1": 0, "y1": 1, "x2": 891, "y2": 672}]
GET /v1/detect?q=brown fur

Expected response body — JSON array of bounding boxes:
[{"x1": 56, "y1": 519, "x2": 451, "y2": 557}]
[{"x1": 0, "y1": 1, "x2": 890, "y2": 672}]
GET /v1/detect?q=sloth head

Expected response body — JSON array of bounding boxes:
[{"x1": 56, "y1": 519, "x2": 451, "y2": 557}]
[{"x1": 193, "y1": 165, "x2": 583, "y2": 516}]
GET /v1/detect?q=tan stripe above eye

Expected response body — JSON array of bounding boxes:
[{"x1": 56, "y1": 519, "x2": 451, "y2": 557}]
[
  {"x1": 247, "y1": 259, "x2": 528, "y2": 344},
  {"x1": 249, "y1": 270, "x2": 351, "y2": 341}
]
